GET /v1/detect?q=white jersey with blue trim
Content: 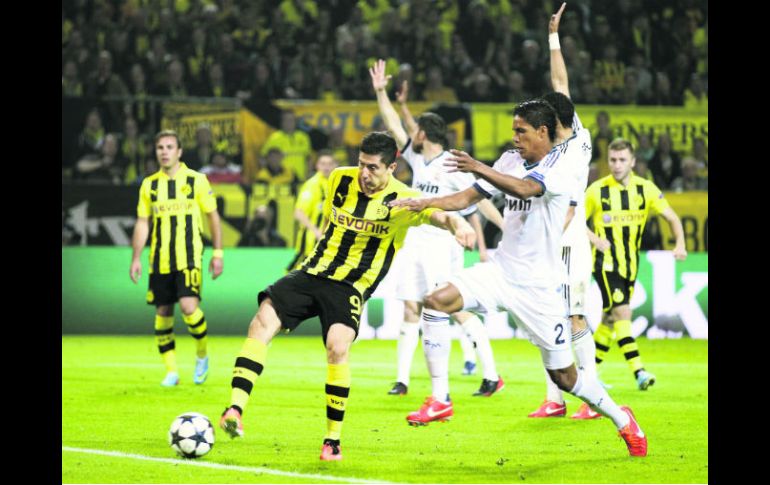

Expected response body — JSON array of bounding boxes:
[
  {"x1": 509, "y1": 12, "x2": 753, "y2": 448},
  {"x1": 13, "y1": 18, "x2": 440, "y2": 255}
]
[
  {"x1": 559, "y1": 112, "x2": 592, "y2": 247},
  {"x1": 473, "y1": 147, "x2": 573, "y2": 288},
  {"x1": 401, "y1": 139, "x2": 477, "y2": 239}
]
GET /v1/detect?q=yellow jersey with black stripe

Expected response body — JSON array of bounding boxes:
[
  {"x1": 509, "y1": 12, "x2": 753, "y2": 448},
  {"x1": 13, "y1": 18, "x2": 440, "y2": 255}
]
[
  {"x1": 300, "y1": 166, "x2": 438, "y2": 299},
  {"x1": 137, "y1": 163, "x2": 218, "y2": 274},
  {"x1": 287, "y1": 171, "x2": 329, "y2": 271},
  {"x1": 585, "y1": 174, "x2": 670, "y2": 280}
]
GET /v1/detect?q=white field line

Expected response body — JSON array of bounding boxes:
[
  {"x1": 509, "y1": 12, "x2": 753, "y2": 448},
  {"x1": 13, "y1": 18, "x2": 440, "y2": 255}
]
[{"x1": 62, "y1": 446, "x2": 395, "y2": 484}]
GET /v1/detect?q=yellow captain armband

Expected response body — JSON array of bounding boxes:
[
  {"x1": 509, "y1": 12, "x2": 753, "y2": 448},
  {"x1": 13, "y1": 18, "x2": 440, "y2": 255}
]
[{"x1": 212, "y1": 249, "x2": 224, "y2": 259}]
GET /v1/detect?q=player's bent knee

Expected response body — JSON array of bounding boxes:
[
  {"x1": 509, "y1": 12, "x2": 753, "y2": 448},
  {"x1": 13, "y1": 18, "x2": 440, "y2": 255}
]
[{"x1": 424, "y1": 284, "x2": 462, "y2": 314}]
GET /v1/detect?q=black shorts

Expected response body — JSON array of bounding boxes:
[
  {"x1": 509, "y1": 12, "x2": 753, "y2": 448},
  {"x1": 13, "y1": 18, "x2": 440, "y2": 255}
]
[
  {"x1": 147, "y1": 268, "x2": 203, "y2": 306},
  {"x1": 594, "y1": 270, "x2": 635, "y2": 312},
  {"x1": 258, "y1": 271, "x2": 363, "y2": 342}
]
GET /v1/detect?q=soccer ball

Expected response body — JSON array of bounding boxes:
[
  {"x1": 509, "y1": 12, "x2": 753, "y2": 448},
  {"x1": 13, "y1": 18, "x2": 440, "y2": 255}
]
[{"x1": 168, "y1": 412, "x2": 215, "y2": 458}]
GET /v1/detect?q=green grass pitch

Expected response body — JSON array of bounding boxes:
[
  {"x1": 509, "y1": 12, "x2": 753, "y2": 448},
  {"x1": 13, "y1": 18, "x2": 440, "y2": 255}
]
[{"x1": 62, "y1": 335, "x2": 707, "y2": 484}]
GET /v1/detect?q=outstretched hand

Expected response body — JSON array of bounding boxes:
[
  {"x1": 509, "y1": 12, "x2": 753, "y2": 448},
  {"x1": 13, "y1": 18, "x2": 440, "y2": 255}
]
[
  {"x1": 550, "y1": 2, "x2": 566, "y2": 34},
  {"x1": 445, "y1": 149, "x2": 482, "y2": 173},
  {"x1": 369, "y1": 59, "x2": 391, "y2": 92}
]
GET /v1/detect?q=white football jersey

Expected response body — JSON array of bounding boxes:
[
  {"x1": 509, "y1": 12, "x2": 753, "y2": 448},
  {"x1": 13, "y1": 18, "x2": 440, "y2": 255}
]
[
  {"x1": 559, "y1": 113, "x2": 592, "y2": 247},
  {"x1": 474, "y1": 147, "x2": 572, "y2": 288},
  {"x1": 401, "y1": 139, "x2": 477, "y2": 241}
]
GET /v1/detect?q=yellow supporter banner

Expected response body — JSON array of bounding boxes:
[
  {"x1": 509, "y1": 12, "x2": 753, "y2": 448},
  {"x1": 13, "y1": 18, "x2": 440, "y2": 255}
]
[
  {"x1": 658, "y1": 191, "x2": 708, "y2": 252},
  {"x1": 471, "y1": 104, "x2": 708, "y2": 161},
  {"x1": 274, "y1": 100, "x2": 466, "y2": 151}
]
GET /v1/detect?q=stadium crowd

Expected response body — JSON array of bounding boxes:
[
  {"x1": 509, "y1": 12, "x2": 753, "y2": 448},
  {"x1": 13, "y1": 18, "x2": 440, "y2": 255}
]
[{"x1": 62, "y1": 0, "x2": 708, "y2": 192}]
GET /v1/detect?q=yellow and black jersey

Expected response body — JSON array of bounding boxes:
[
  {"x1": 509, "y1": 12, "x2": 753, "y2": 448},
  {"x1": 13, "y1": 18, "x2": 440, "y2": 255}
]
[
  {"x1": 287, "y1": 171, "x2": 329, "y2": 271},
  {"x1": 585, "y1": 174, "x2": 670, "y2": 280},
  {"x1": 300, "y1": 166, "x2": 438, "y2": 299},
  {"x1": 137, "y1": 163, "x2": 218, "y2": 274}
]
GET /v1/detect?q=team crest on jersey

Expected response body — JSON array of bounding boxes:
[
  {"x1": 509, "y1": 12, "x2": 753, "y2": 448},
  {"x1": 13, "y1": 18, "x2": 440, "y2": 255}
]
[
  {"x1": 582, "y1": 142, "x2": 591, "y2": 154},
  {"x1": 374, "y1": 203, "x2": 391, "y2": 220},
  {"x1": 634, "y1": 195, "x2": 644, "y2": 206},
  {"x1": 180, "y1": 184, "x2": 192, "y2": 196},
  {"x1": 612, "y1": 288, "x2": 624, "y2": 303}
]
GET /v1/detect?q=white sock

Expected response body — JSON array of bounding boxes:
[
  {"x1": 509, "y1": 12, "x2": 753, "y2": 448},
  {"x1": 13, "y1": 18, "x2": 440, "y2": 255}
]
[
  {"x1": 422, "y1": 309, "x2": 451, "y2": 403},
  {"x1": 462, "y1": 314, "x2": 498, "y2": 381},
  {"x1": 544, "y1": 367, "x2": 564, "y2": 404},
  {"x1": 457, "y1": 325, "x2": 476, "y2": 364},
  {"x1": 396, "y1": 321, "x2": 420, "y2": 385},
  {"x1": 570, "y1": 369, "x2": 629, "y2": 429},
  {"x1": 572, "y1": 327, "x2": 597, "y2": 378}
]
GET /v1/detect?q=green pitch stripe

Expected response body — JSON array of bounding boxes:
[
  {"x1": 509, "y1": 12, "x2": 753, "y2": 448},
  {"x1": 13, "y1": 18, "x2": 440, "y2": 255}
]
[{"x1": 62, "y1": 447, "x2": 393, "y2": 484}]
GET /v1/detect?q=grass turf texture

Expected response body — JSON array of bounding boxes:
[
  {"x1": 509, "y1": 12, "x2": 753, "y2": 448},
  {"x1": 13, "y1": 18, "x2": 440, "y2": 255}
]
[{"x1": 62, "y1": 336, "x2": 707, "y2": 483}]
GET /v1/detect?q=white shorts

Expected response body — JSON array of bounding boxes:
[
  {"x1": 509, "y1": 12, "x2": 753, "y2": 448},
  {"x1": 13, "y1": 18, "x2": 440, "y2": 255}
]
[
  {"x1": 449, "y1": 262, "x2": 573, "y2": 369},
  {"x1": 562, "y1": 240, "x2": 592, "y2": 317},
  {"x1": 395, "y1": 235, "x2": 464, "y2": 302}
]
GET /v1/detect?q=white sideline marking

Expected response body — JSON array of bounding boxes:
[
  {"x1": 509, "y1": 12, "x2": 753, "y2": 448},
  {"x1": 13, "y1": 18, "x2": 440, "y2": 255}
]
[{"x1": 62, "y1": 446, "x2": 394, "y2": 484}]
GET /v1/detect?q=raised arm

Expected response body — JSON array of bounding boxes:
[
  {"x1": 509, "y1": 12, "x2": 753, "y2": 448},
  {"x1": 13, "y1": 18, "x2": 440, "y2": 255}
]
[
  {"x1": 549, "y1": 2, "x2": 570, "y2": 98},
  {"x1": 369, "y1": 59, "x2": 409, "y2": 149},
  {"x1": 396, "y1": 81, "x2": 420, "y2": 139},
  {"x1": 445, "y1": 149, "x2": 544, "y2": 200}
]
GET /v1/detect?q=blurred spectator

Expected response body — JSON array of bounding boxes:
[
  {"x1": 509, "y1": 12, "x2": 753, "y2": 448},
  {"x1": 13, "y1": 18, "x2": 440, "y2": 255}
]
[
  {"x1": 202, "y1": 62, "x2": 229, "y2": 98},
  {"x1": 513, "y1": 38, "x2": 546, "y2": 97},
  {"x1": 239, "y1": 205, "x2": 287, "y2": 247},
  {"x1": 633, "y1": 157, "x2": 654, "y2": 182},
  {"x1": 240, "y1": 60, "x2": 279, "y2": 103},
  {"x1": 76, "y1": 108, "x2": 106, "y2": 160},
  {"x1": 464, "y1": 70, "x2": 496, "y2": 102},
  {"x1": 670, "y1": 157, "x2": 708, "y2": 192},
  {"x1": 201, "y1": 150, "x2": 243, "y2": 184},
  {"x1": 683, "y1": 73, "x2": 707, "y2": 110},
  {"x1": 648, "y1": 133, "x2": 682, "y2": 190},
  {"x1": 62, "y1": 60, "x2": 84, "y2": 97},
  {"x1": 119, "y1": 117, "x2": 148, "y2": 185},
  {"x1": 254, "y1": 148, "x2": 298, "y2": 185},
  {"x1": 593, "y1": 44, "x2": 625, "y2": 103},
  {"x1": 422, "y1": 66, "x2": 458, "y2": 103},
  {"x1": 184, "y1": 25, "x2": 215, "y2": 95},
  {"x1": 145, "y1": 34, "x2": 173, "y2": 92},
  {"x1": 635, "y1": 133, "x2": 655, "y2": 165},
  {"x1": 125, "y1": 63, "x2": 153, "y2": 134},
  {"x1": 504, "y1": 70, "x2": 530, "y2": 103},
  {"x1": 629, "y1": 50, "x2": 654, "y2": 104},
  {"x1": 317, "y1": 67, "x2": 342, "y2": 102},
  {"x1": 651, "y1": 71, "x2": 674, "y2": 105},
  {"x1": 261, "y1": 110, "x2": 313, "y2": 181},
  {"x1": 456, "y1": 0, "x2": 494, "y2": 66},
  {"x1": 159, "y1": 59, "x2": 188, "y2": 97},
  {"x1": 86, "y1": 50, "x2": 128, "y2": 98},
  {"x1": 75, "y1": 133, "x2": 125, "y2": 184},
  {"x1": 184, "y1": 123, "x2": 215, "y2": 171},
  {"x1": 590, "y1": 110, "x2": 613, "y2": 178},
  {"x1": 130, "y1": 156, "x2": 159, "y2": 186},
  {"x1": 691, "y1": 137, "x2": 708, "y2": 178},
  {"x1": 327, "y1": 126, "x2": 356, "y2": 166}
]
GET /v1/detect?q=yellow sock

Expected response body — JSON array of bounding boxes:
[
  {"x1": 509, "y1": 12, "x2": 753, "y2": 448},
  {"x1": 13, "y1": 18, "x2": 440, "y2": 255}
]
[
  {"x1": 154, "y1": 315, "x2": 177, "y2": 373},
  {"x1": 230, "y1": 338, "x2": 267, "y2": 414},
  {"x1": 614, "y1": 319, "x2": 645, "y2": 375},
  {"x1": 593, "y1": 322, "x2": 615, "y2": 365},
  {"x1": 325, "y1": 363, "x2": 351, "y2": 441},
  {"x1": 183, "y1": 307, "x2": 207, "y2": 358}
]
